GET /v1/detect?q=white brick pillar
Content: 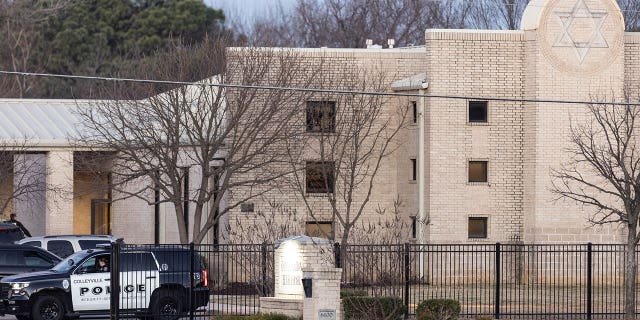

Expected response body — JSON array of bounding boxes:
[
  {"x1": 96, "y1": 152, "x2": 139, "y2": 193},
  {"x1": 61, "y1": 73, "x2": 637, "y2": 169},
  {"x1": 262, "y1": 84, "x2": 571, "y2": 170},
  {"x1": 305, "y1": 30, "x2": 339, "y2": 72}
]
[
  {"x1": 13, "y1": 153, "x2": 46, "y2": 236},
  {"x1": 45, "y1": 151, "x2": 74, "y2": 235},
  {"x1": 302, "y1": 267, "x2": 342, "y2": 320},
  {"x1": 261, "y1": 236, "x2": 336, "y2": 318}
]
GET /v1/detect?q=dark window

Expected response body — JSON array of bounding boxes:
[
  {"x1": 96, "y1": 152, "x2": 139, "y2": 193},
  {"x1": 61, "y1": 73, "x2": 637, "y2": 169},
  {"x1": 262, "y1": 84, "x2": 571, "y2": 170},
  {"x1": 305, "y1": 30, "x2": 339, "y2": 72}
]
[
  {"x1": 468, "y1": 161, "x2": 488, "y2": 182},
  {"x1": 0, "y1": 228, "x2": 24, "y2": 243},
  {"x1": 151, "y1": 250, "x2": 203, "y2": 271},
  {"x1": 412, "y1": 101, "x2": 417, "y2": 123},
  {"x1": 241, "y1": 203, "x2": 254, "y2": 212},
  {"x1": 411, "y1": 159, "x2": 417, "y2": 181},
  {"x1": 0, "y1": 250, "x2": 21, "y2": 266},
  {"x1": 23, "y1": 241, "x2": 41, "y2": 248},
  {"x1": 468, "y1": 217, "x2": 488, "y2": 238},
  {"x1": 306, "y1": 101, "x2": 336, "y2": 133},
  {"x1": 411, "y1": 216, "x2": 417, "y2": 238},
  {"x1": 305, "y1": 221, "x2": 333, "y2": 239},
  {"x1": 79, "y1": 240, "x2": 110, "y2": 250},
  {"x1": 120, "y1": 252, "x2": 157, "y2": 272},
  {"x1": 469, "y1": 101, "x2": 488, "y2": 123},
  {"x1": 23, "y1": 251, "x2": 54, "y2": 268},
  {"x1": 47, "y1": 240, "x2": 74, "y2": 258},
  {"x1": 306, "y1": 161, "x2": 335, "y2": 193}
]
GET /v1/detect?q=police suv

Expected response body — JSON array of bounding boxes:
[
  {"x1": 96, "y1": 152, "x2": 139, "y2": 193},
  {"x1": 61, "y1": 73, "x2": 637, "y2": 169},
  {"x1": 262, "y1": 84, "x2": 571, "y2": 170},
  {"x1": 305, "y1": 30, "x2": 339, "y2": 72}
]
[{"x1": 0, "y1": 246, "x2": 209, "y2": 320}]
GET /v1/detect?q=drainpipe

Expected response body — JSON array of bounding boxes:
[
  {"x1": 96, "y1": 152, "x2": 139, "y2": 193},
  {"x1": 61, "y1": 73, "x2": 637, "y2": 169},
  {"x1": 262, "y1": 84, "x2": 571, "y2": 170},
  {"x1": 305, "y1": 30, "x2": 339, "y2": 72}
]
[{"x1": 417, "y1": 86, "x2": 427, "y2": 279}]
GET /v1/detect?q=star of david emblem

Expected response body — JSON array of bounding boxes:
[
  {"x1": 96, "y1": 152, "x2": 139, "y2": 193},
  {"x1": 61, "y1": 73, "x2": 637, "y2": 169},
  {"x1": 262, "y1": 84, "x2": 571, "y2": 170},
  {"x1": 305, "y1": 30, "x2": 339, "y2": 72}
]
[{"x1": 553, "y1": 0, "x2": 608, "y2": 64}]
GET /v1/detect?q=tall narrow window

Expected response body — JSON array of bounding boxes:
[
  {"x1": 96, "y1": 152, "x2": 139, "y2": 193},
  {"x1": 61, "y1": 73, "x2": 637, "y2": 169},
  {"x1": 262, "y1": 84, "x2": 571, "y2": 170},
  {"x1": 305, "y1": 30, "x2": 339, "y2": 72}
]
[
  {"x1": 411, "y1": 216, "x2": 417, "y2": 239},
  {"x1": 468, "y1": 161, "x2": 488, "y2": 182},
  {"x1": 412, "y1": 101, "x2": 417, "y2": 124},
  {"x1": 306, "y1": 101, "x2": 336, "y2": 132},
  {"x1": 411, "y1": 159, "x2": 417, "y2": 181},
  {"x1": 468, "y1": 217, "x2": 488, "y2": 238},
  {"x1": 469, "y1": 101, "x2": 488, "y2": 123},
  {"x1": 306, "y1": 161, "x2": 335, "y2": 193}
]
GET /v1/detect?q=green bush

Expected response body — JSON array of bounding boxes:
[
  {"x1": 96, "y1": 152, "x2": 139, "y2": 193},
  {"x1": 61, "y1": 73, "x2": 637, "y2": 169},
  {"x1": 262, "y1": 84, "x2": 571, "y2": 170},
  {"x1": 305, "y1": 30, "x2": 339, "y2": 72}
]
[
  {"x1": 210, "y1": 314, "x2": 300, "y2": 320},
  {"x1": 340, "y1": 289, "x2": 368, "y2": 298},
  {"x1": 343, "y1": 296, "x2": 406, "y2": 320},
  {"x1": 416, "y1": 299, "x2": 461, "y2": 320}
]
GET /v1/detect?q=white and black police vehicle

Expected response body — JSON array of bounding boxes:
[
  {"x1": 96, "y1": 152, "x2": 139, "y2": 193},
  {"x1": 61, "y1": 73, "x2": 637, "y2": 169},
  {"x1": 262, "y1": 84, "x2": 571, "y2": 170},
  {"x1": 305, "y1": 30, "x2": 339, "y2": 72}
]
[{"x1": 0, "y1": 246, "x2": 209, "y2": 320}]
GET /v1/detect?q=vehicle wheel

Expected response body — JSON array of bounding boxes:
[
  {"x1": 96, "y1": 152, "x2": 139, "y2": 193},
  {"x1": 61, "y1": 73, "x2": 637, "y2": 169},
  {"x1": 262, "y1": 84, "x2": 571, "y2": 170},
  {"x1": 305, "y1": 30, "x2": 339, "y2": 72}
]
[
  {"x1": 31, "y1": 294, "x2": 65, "y2": 320},
  {"x1": 151, "y1": 290, "x2": 182, "y2": 320},
  {"x1": 16, "y1": 315, "x2": 32, "y2": 320}
]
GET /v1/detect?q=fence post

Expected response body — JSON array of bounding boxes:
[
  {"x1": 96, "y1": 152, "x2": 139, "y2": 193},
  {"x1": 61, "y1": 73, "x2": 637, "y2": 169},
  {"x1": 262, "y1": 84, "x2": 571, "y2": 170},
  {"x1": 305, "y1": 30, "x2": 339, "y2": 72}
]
[
  {"x1": 189, "y1": 242, "x2": 195, "y2": 320},
  {"x1": 587, "y1": 242, "x2": 592, "y2": 320},
  {"x1": 495, "y1": 242, "x2": 501, "y2": 320},
  {"x1": 109, "y1": 239, "x2": 121, "y2": 320},
  {"x1": 333, "y1": 242, "x2": 341, "y2": 268},
  {"x1": 404, "y1": 243, "x2": 410, "y2": 319},
  {"x1": 261, "y1": 242, "x2": 268, "y2": 296}
]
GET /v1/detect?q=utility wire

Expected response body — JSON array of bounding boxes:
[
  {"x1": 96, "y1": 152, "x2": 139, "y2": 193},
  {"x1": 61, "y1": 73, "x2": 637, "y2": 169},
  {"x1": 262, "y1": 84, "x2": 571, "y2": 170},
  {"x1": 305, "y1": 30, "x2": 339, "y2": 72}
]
[{"x1": 1, "y1": 70, "x2": 639, "y2": 106}]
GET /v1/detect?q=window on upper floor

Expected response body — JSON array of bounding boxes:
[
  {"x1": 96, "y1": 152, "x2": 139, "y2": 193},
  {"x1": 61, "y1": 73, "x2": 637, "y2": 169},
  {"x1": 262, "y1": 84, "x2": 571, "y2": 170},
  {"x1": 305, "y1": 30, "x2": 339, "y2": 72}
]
[
  {"x1": 469, "y1": 101, "x2": 488, "y2": 123},
  {"x1": 306, "y1": 101, "x2": 336, "y2": 133},
  {"x1": 412, "y1": 101, "x2": 417, "y2": 124},
  {"x1": 468, "y1": 161, "x2": 488, "y2": 183},
  {"x1": 411, "y1": 159, "x2": 417, "y2": 181},
  {"x1": 306, "y1": 161, "x2": 335, "y2": 193}
]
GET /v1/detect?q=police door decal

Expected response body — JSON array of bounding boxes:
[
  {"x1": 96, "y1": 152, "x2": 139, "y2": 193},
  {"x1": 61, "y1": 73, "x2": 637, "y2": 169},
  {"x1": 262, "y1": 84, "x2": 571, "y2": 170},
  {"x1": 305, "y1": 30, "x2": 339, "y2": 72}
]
[
  {"x1": 70, "y1": 256, "x2": 110, "y2": 311},
  {"x1": 119, "y1": 252, "x2": 160, "y2": 309}
]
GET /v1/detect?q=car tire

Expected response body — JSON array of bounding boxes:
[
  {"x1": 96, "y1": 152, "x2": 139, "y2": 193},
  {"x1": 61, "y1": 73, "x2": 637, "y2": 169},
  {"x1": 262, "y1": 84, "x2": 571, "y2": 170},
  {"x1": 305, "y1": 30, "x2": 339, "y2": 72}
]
[
  {"x1": 151, "y1": 290, "x2": 182, "y2": 320},
  {"x1": 31, "y1": 294, "x2": 65, "y2": 320}
]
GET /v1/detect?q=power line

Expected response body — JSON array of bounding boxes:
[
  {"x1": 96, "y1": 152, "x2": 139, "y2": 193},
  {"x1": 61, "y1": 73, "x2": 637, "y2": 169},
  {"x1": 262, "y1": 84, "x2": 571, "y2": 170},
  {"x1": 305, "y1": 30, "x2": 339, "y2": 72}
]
[{"x1": 1, "y1": 70, "x2": 639, "y2": 106}]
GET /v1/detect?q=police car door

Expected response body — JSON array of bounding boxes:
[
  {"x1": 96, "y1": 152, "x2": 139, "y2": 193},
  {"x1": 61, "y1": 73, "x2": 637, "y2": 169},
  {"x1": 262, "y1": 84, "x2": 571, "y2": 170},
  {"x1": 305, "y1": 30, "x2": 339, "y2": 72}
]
[
  {"x1": 119, "y1": 252, "x2": 160, "y2": 309},
  {"x1": 70, "y1": 254, "x2": 110, "y2": 311}
]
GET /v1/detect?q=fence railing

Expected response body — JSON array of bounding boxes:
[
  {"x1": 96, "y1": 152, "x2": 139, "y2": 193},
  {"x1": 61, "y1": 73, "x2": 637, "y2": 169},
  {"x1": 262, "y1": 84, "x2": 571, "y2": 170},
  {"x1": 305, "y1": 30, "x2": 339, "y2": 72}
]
[
  {"x1": 337, "y1": 242, "x2": 640, "y2": 318},
  {"x1": 103, "y1": 242, "x2": 639, "y2": 318}
]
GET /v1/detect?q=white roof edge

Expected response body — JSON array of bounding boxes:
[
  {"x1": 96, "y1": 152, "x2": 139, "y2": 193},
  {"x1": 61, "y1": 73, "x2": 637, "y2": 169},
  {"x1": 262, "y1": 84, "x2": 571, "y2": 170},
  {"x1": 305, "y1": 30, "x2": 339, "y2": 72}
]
[
  {"x1": 227, "y1": 46, "x2": 426, "y2": 53},
  {"x1": 391, "y1": 73, "x2": 427, "y2": 91},
  {"x1": 426, "y1": 29, "x2": 525, "y2": 34}
]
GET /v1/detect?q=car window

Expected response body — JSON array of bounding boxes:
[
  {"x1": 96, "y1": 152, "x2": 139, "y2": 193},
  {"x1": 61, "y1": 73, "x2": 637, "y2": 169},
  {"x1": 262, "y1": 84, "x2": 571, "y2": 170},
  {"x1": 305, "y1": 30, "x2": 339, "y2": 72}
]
[
  {"x1": 23, "y1": 251, "x2": 54, "y2": 268},
  {"x1": 75, "y1": 254, "x2": 109, "y2": 274},
  {"x1": 152, "y1": 250, "x2": 203, "y2": 271},
  {"x1": 22, "y1": 241, "x2": 41, "y2": 248},
  {"x1": 0, "y1": 228, "x2": 24, "y2": 243},
  {"x1": 121, "y1": 252, "x2": 156, "y2": 272},
  {"x1": 47, "y1": 240, "x2": 74, "y2": 258},
  {"x1": 0, "y1": 250, "x2": 23, "y2": 266},
  {"x1": 79, "y1": 240, "x2": 110, "y2": 250}
]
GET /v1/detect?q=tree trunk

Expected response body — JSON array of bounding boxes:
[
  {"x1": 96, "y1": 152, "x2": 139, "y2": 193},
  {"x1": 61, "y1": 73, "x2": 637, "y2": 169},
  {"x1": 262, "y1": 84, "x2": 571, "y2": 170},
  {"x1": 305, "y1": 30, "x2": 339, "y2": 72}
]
[{"x1": 624, "y1": 225, "x2": 637, "y2": 320}]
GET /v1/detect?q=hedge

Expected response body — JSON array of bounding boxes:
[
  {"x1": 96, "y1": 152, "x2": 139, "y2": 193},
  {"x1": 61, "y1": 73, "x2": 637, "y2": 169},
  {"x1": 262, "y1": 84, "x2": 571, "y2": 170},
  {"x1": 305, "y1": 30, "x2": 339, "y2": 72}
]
[
  {"x1": 343, "y1": 296, "x2": 406, "y2": 320},
  {"x1": 416, "y1": 299, "x2": 461, "y2": 320}
]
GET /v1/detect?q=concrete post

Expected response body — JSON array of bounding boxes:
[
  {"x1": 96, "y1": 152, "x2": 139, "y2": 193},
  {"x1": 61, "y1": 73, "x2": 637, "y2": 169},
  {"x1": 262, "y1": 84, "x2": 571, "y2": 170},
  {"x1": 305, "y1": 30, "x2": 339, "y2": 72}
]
[{"x1": 302, "y1": 267, "x2": 342, "y2": 320}]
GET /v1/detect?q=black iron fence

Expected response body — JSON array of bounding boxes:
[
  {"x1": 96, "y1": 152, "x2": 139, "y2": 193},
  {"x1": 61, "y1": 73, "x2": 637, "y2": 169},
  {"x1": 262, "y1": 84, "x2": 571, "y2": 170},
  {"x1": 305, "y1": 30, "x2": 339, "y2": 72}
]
[
  {"x1": 338, "y1": 242, "x2": 640, "y2": 318},
  {"x1": 102, "y1": 242, "x2": 638, "y2": 318},
  {"x1": 108, "y1": 242, "x2": 274, "y2": 319}
]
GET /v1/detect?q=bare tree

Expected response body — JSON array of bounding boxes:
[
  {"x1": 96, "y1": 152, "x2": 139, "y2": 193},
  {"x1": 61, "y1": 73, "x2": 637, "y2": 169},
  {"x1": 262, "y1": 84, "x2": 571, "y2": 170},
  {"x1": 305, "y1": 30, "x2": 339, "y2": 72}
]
[
  {"x1": 76, "y1": 38, "x2": 316, "y2": 244},
  {"x1": 0, "y1": 142, "x2": 51, "y2": 224},
  {"x1": 0, "y1": 0, "x2": 67, "y2": 97},
  {"x1": 469, "y1": 0, "x2": 530, "y2": 30},
  {"x1": 619, "y1": 0, "x2": 640, "y2": 32},
  {"x1": 551, "y1": 97, "x2": 640, "y2": 320},
  {"x1": 285, "y1": 67, "x2": 410, "y2": 266},
  {"x1": 244, "y1": 0, "x2": 473, "y2": 48}
]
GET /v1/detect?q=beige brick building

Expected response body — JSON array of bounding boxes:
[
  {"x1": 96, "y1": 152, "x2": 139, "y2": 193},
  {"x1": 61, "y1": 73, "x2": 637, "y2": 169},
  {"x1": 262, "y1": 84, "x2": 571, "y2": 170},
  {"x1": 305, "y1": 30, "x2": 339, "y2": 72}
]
[{"x1": 0, "y1": 0, "x2": 635, "y2": 245}]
